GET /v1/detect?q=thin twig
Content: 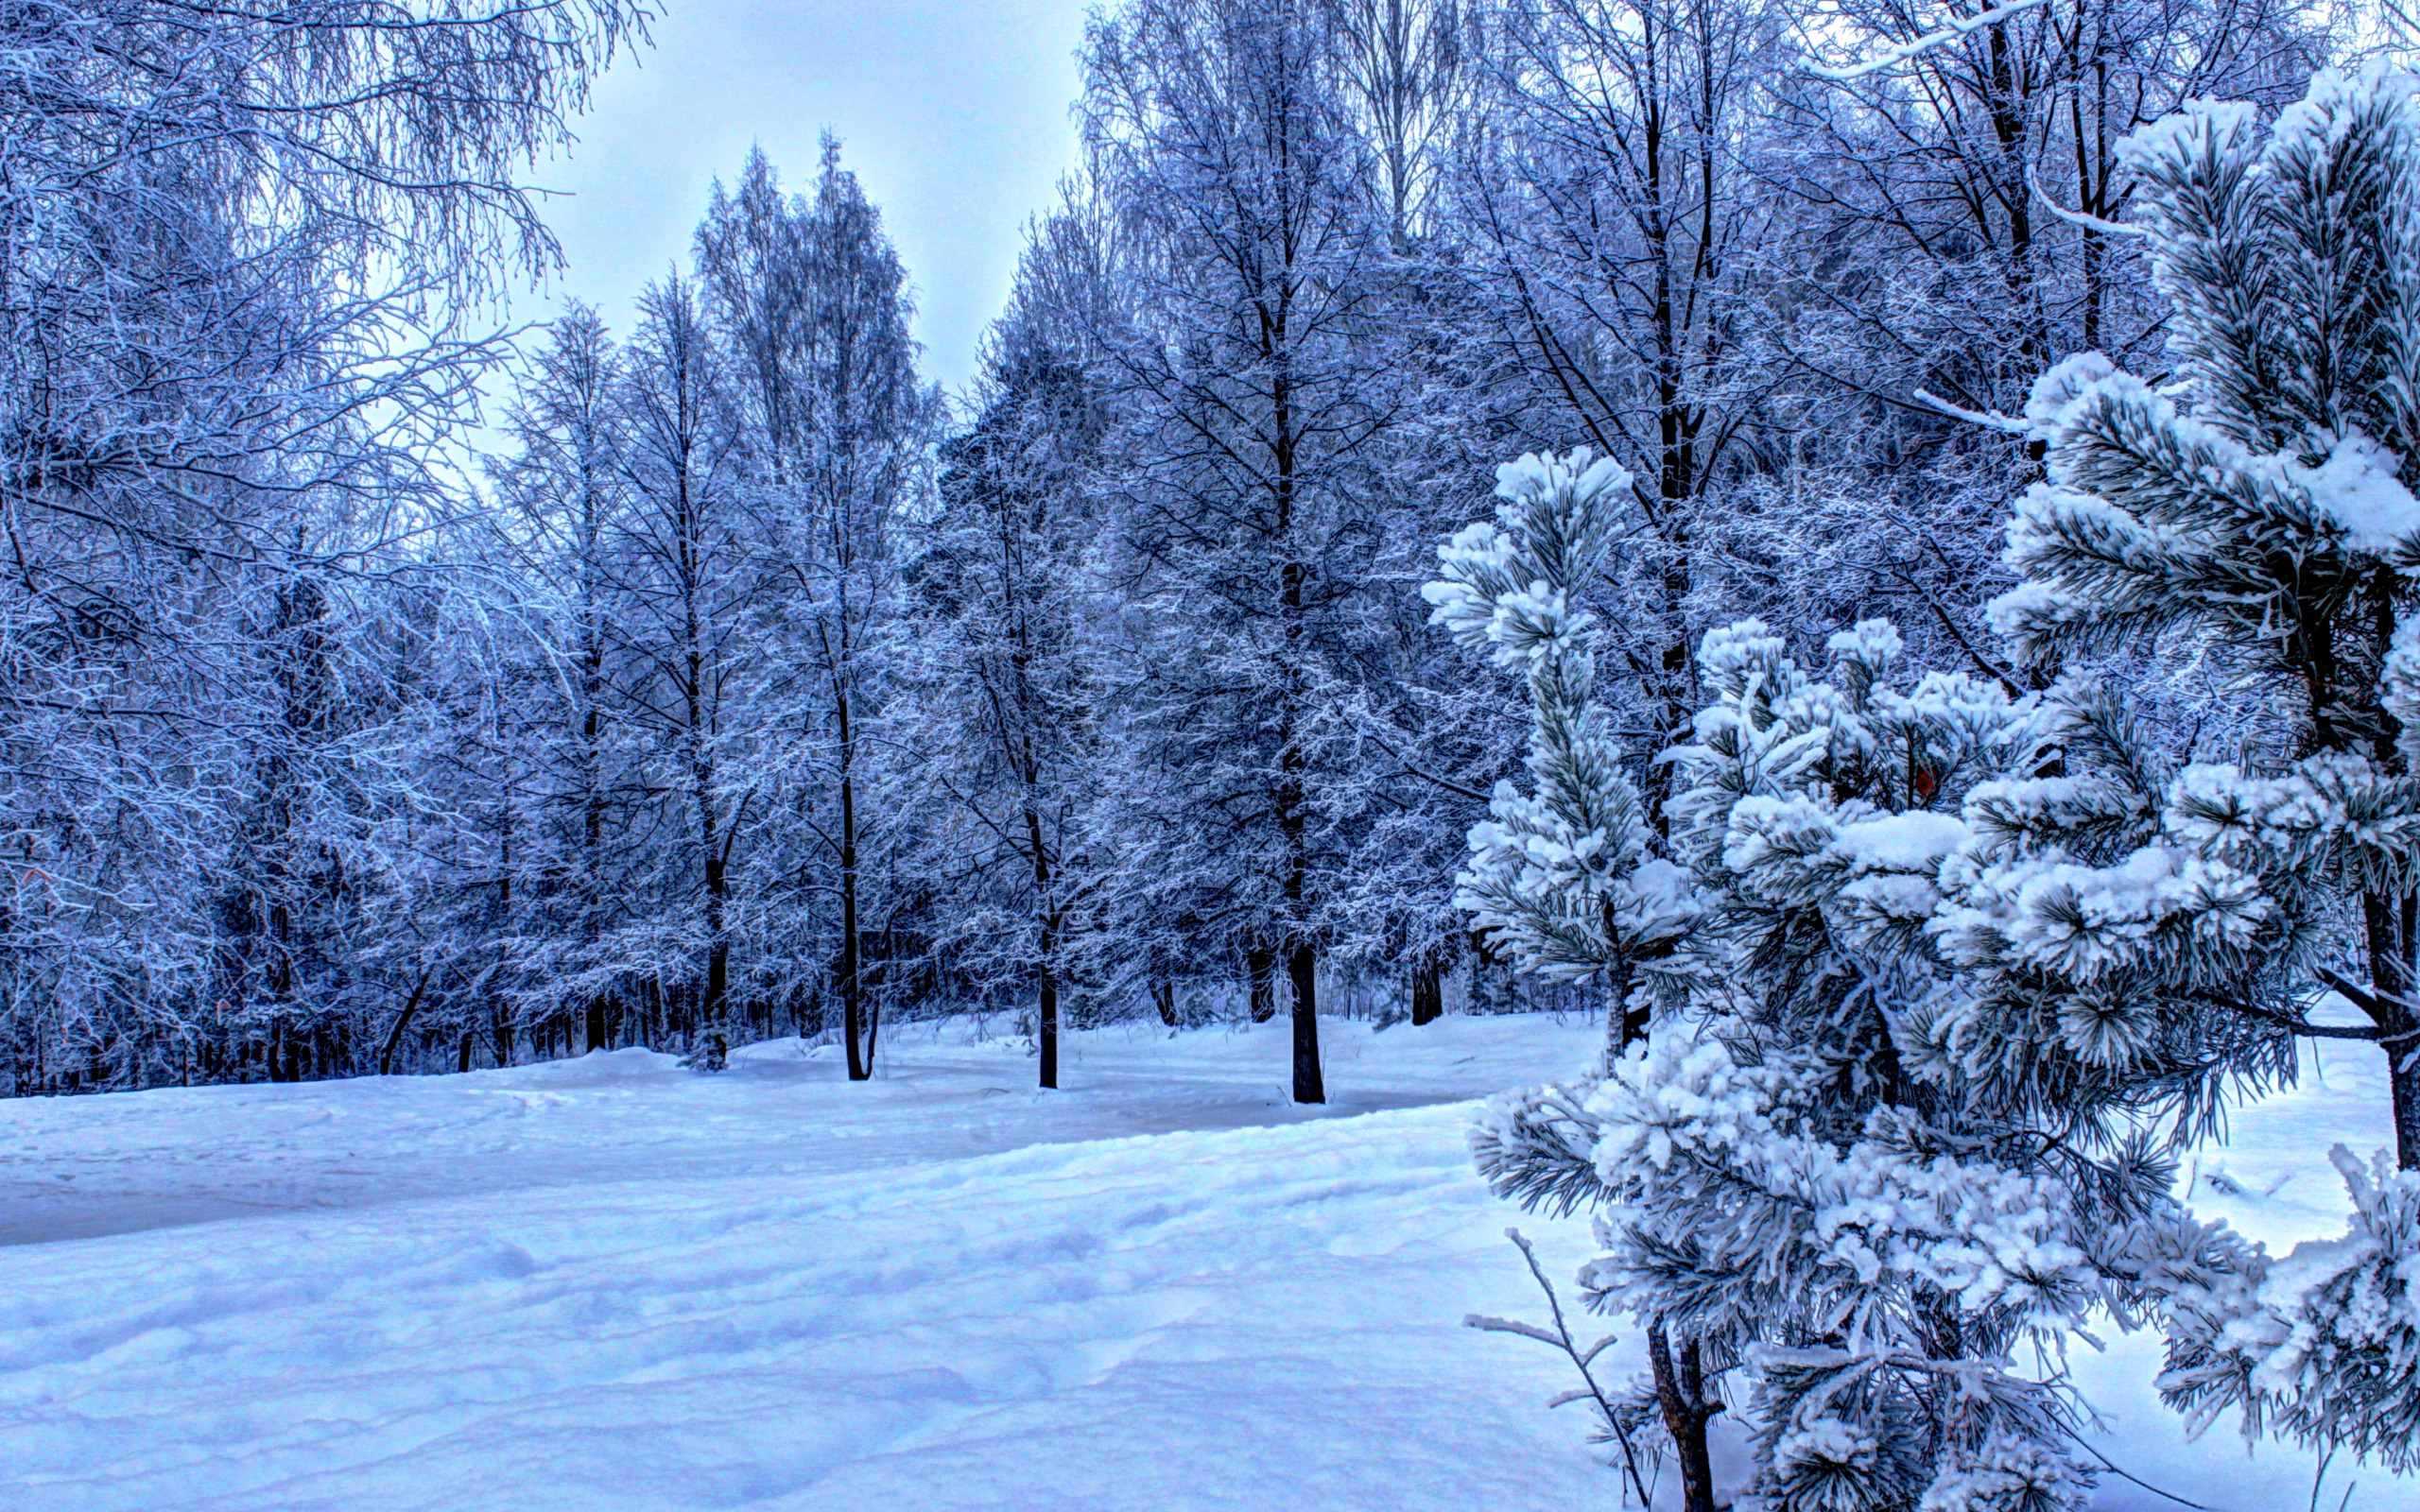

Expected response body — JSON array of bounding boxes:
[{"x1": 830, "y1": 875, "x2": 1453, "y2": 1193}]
[
  {"x1": 2059, "y1": 1425, "x2": 2222, "y2": 1510},
  {"x1": 1467, "y1": 1228, "x2": 1653, "y2": 1507}
]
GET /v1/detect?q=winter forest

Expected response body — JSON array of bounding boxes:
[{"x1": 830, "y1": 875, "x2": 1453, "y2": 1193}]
[{"x1": 9, "y1": 0, "x2": 2420, "y2": 1507}]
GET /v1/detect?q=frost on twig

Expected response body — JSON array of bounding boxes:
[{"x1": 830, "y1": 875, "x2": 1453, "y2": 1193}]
[{"x1": 1466, "y1": 1228, "x2": 1657, "y2": 1507}]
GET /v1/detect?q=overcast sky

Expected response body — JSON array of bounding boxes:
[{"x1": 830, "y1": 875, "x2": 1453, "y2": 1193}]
[{"x1": 518, "y1": 0, "x2": 1092, "y2": 395}]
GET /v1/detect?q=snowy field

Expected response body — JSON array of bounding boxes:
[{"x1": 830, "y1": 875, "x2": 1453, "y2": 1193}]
[{"x1": 0, "y1": 1013, "x2": 2406, "y2": 1511}]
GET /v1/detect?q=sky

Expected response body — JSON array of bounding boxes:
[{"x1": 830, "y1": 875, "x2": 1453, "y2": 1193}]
[{"x1": 515, "y1": 0, "x2": 1093, "y2": 397}]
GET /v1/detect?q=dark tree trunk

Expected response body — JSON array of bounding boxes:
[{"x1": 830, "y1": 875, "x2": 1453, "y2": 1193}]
[
  {"x1": 1410, "y1": 960, "x2": 1442, "y2": 1025},
  {"x1": 1153, "y1": 978, "x2": 1178, "y2": 1026},
  {"x1": 1607, "y1": 949, "x2": 1649, "y2": 1071},
  {"x1": 1648, "y1": 1317, "x2": 1722, "y2": 1512},
  {"x1": 378, "y1": 971, "x2": 432, "y2": 1075},
  {"x1": 689, "y1": 602, "x2": 728, "y2": 1059},
  {"x1": 2360, "y1": 888, "x2": 2420, "y2": 1169},
  {"x1": 839, "y1": 688, "x2": 870, "y2": 1082},
  {"x1": 1028, "y1": 803, "x2": 1061, "y2": 1088},
  {"x1": 1289, "y1": 943, "x2": 1323, "y2": 1104},
  {"x1": 704, "y1": 850, "x2": 729, "y2": 1034},
  {"x1": 1038, "y1": 967, "x2": 1060, "y2": 1091}
]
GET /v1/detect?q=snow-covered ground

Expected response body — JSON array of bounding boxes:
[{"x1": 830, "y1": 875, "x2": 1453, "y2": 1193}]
[{"x1": 0, "y1": 1014, "x2": 2406, "y2": 1510}]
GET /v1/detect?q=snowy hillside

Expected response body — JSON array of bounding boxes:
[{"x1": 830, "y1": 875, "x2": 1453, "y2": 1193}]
[{"x1": 0, "y1": 1015, "x2": 2404, "y2": 1511}]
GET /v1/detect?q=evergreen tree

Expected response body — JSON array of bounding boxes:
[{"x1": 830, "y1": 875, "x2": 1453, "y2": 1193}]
[
  {"x1": 1464, "y1": 606, "x2": 2156, "y2": 1511},
  {"x1": 1945, "y1": 65, "x2": 2420, "y2": 1473},
  {"x1": 1421, "y1": 449, "x2": 1698, "y2": 1062}
]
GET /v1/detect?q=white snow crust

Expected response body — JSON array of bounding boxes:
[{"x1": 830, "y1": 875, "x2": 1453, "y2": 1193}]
[{"x1": 0, "y1": 1015, "x2": 2403, "y2": 1509}]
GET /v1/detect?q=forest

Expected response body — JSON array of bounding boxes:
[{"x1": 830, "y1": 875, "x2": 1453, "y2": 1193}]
[
  {"x1": 4, "y1": 0, "x2": 2341, "y2": 1096},
  {"x1": 9, "y1": 0, "x2": 2420, "y2": 1506}
]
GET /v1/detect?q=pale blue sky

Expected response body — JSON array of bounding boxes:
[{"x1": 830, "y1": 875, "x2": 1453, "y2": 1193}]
[{"x1": 522, "y1": 0, "x2": 1091, "y2": 394}]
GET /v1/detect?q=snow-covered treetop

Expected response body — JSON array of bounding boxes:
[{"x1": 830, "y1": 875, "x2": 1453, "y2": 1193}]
[{"x1": 1425, "y1": 450, "x2": 1698, "y2": 992}]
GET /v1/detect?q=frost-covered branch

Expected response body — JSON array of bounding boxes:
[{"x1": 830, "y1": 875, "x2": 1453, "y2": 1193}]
[{"x1": 1806, "y1": 0, "x2": 2054, "y2": 82}]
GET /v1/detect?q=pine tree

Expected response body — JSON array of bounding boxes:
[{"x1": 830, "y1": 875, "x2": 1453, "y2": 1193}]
[
  {"x1": 1421, "y1": 448, "x2": 1698, "y2": 1063},
  {"x1": 1943, "y1": 65, "x2": 2420, "y2": 1473},
  {"x1": 1467, "y1": 608, "x2": 2156, "y2": 1511}
]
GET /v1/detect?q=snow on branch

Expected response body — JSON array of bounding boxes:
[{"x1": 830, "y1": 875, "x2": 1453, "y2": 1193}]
[
  {"x1": 2027, "y1": 163, "x2": 2148, "y2": 240},
  {"x1": 1807, "y1": 0, "x2": 2055, "y2": 81},
  {"x1": 1912, "y1": 388, "x2": 2031, "y2": 434}
]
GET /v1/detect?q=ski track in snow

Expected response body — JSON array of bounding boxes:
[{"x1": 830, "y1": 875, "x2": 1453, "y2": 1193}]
[{"x1": 0, "y1": 1016, "x2": 2405, "y2": 1510}]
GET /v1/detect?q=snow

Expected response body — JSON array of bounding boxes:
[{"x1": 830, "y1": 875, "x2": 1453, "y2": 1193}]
[
  {"x1": 1831, "y1": 808, "x2": 1969, "y2": 871},
  {"x1": 1494, "y1": 446, "x2": 1628, "y2": 507},
  {"x1": 2301, "y1": 431, "x2": 2420, "y2": 554},
  {"x1": 2023, "y1": 352, "x2": 2118, "y2": 439},
  {"x1": 0, "y1": 1014, "x2": 2409, "y2": 1510},
  {"x1": 1824, "y1": 617, "x2": 1904, "y2": 665},
  {"x1": 2117, "y1": 95, "x2": 2258, "y2": 177}
]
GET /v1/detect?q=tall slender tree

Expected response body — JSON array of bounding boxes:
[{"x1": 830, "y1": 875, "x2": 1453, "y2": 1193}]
[
  {"x1": 1084, "y1": 0, "x2": 1408, "y2": 1102},
  {"x1": 616, "y1": 276, "x2": 750, "y2": 1068},
  {"x1": 923, "y1": 214, "x2": 1115, "y2": 1089},
  {"x1": 698, "y1": 140, "x2": 929, "y2": 1081}
]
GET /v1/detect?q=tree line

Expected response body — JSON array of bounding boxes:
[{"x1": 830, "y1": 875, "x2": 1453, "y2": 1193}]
[{"x1": 0, "y1": 0, "x2": 2342, "y2": 1101}]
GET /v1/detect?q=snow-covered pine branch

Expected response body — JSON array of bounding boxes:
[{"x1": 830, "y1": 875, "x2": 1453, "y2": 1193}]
[
  {"x1": 1937, "y1": 64, "x2": 2420, "y2": 1475},
  {"x1": 1462, "y1": 600, "x2": 2187, "y2": 1510}
]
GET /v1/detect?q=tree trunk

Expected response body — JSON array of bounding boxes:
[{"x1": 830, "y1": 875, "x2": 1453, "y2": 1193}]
[
  {"x1": 703, "y1": 843, "x2": 729, "y2": 1038},
  {"x1": 1154, "y1": 977, "x2": 1178, "y2": 1026},
  {"x1": 2361, "y1": 888, "x2": 2420, "y2": 1169},
  {"x1": 688, "y1": 586, "x2": 727, "y2": 1057},
  {"x1": 1028, "y1": 805, "x2": 1060, "y2": 1089},
  {"x1": 377, "y1": 971, "x2": 432, "y2": 1075},
  {"x1": 579, "y1": 466, "x2": 610, "y2": 1045},
  {"x1": 1647, "y1": 1317, "x2": 1722, "y2": 1512},
  {"x1": 1409, "y1": 960, "x2": 1442, "y2": 1025},
  {"x1": 1038, "y1": 962, "x2": 1060, "y2": 1091},
  {"x1": 839, "y1": 685, "x2": 868, "y2": 1081},
  {"x1": 1604, "y1": 946, "x2": 1646, "y2": 1074},
  {"x1": 1289, "y1": 943, "x2": 1323, "y2": 1104}
]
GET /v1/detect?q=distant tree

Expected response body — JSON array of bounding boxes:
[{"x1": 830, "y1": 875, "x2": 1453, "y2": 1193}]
[
  {"x1": 1083, "y1": 0, "x2": 1409, "y2": 1102},
  {"x1": 0, "y1": 0, "x2": 645, "y2": 1090},
  {"x1": 696, "y1": 140, "x2": 932, "y2": 1080},
  {"x1": 1747, "y1": 0, "x2": 2325, "y2": 679},
  {"x1": 483, "y1": 306, "x2": 640, "y2": 1054},
  {"x1": 1445, "y1": 0, "x2": 1790, "y2": 825},
  {"x1": 614, "y1": 276, "x2": 751, "y2": 1069},
  {"x1": 921, "y1": 213, "x2": 1115, "y2": 1088}
]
